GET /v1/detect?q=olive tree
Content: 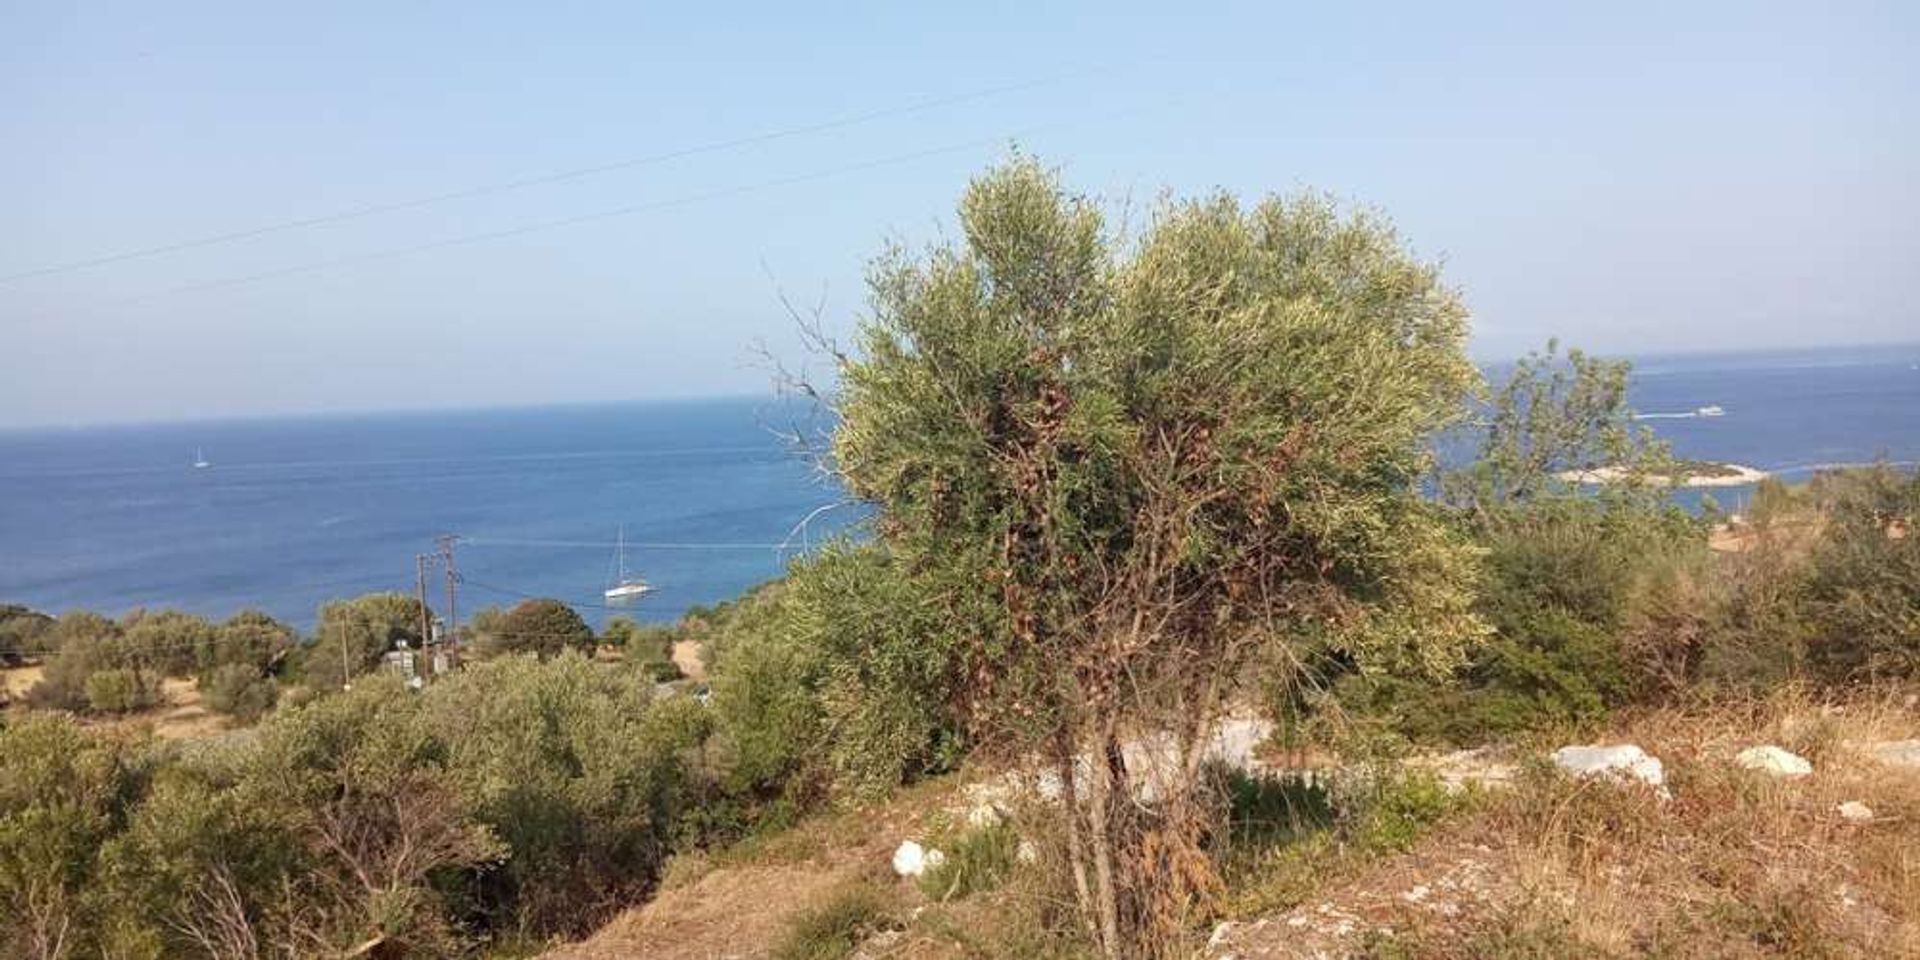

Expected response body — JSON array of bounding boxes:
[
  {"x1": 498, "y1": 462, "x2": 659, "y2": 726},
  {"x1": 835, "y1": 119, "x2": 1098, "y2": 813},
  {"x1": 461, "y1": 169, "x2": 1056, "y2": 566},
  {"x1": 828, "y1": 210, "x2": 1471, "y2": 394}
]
[
  {"x1": 302, "y1": 592, "x2": 430, "y2": 691},
  {"x1": 471, "y1": 598, "x2": 594, "y2": 660},
  {"x1": 832, "y1": 158, "x2": 1485, "y2": 956}
]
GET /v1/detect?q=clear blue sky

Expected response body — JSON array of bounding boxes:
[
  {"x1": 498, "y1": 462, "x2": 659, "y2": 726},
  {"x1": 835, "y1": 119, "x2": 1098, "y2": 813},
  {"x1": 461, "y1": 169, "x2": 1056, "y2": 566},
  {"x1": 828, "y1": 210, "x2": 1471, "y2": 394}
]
[{"x1": 3, "y1": 1, "x2": 1913, "y2": 427}]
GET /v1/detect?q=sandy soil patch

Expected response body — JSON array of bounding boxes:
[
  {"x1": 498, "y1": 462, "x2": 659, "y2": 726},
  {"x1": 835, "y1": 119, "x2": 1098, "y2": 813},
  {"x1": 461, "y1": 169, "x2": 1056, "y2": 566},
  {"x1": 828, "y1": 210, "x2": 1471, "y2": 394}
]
[
  {"x1": 546, "y1": 781, "x2": 951, "y2": 960},
  {"x1": 671, "y1": 639, "x2": 707, "y2": 682},
  {"x1": 2, "y1": 664, "x2": 44, "y2": 699}
]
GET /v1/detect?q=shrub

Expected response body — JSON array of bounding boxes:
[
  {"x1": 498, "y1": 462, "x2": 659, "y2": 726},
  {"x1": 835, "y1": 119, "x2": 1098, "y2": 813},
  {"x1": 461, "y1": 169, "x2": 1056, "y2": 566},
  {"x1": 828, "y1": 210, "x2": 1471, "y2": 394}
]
[
  {"x1": 232, "y1": 675, "x2": 505, "y2": 955},
  {"x1": 84, "y1": 667, "x2": 161, "y2": 714},
  {"x1": 120, "y1": 608, "x2": 218, "y2": 677},
  {"x1": 45, "y1": 610, "x2": 121, "y2": 653},
  {"x1": 301, "y1": 592, "x2": 430, "y2": 690},
  {"x1": 415, "y1": 651, "x2": 707, "y2": 937},
  {"x1": 26, "y1": 612, "x2": 131, "y2": 710},
  {"x1": 707, "y1": 542, "x2": 963, "y2": 806},
  {"x1": 0, "y1": 604, "x2": 54, "y2": 664},
  {"x1": 200, "y1": 662, "x2": 279, "y2": 723},
  {"x1": 0, "y1": 716, "x2": 141, "y2": 960},
  {"x1": 96, "y1": 762, "x2": 310, "y2": 959},
  {"x1": 470, "y1": 598, "x2": 594, "y2": 660},
  {"x1": 918, "y1": 822, "x2": 1021, "y2": 901},
  {"x1": 774, "y1": 884, "x2": 896, "y2": 960},
  {"x1": 1793, "y1": 465, "x2": 1920, "y2": 682},
  {"x1": 206, "y1": 609, "x2": 298, "y2": 673},
  {"x1": 705, "y1": 582, "x2": 824, "y2": 801}
]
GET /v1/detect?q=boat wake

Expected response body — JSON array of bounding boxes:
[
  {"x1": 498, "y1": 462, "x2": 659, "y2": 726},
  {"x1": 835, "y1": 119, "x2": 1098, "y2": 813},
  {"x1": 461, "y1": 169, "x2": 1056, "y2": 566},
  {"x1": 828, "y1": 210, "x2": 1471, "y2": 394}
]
[{"x1": 1634, "y1": 405, "x2": 1726, "y2": 421}]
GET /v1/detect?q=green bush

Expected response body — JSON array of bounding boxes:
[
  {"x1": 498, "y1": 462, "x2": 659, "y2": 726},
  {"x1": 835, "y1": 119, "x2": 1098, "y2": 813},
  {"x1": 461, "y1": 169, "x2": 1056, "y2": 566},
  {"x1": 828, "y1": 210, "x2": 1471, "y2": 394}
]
[
  {"x1": 707, "y1": 542, "x2": 963, "y2": 806},
  {"x1": 918, "y1": 822, "x2": 1021, "y2": 901},
  {"x1": 1793, "y1": 465, "x2": 1920, "y2": 682},
  {"x1": 774, "y1": 884, "x2": 896, "y2": 960},
  {"x1": 470, "y1": 597, "x2": 595, "y2": 660},
  {"x1": 300, "y1": 592, "x2": 430, "y2": 691},
  {"x1": 416, "y1": 652, "x2": 707, "y2": 937},
  {"x1": 0, "y1": 604, "x2": 54, "y2": 664},
  {"x1": 26, "y1": 612, "x2": 130, "y2": 710},
  {"x1": 1337, "y1": 495, "x2": 1702, "y2": 743},
  {"x1": 120, "y1": 608, "x2": 217, "y2": 677},
  {"x1": 0, "y1": 715, "x2": 143, "y2": 960},
  {"x1": 200, "y1": 662, "x2": 279, "y2": 723},
  {"x1": 84, "y1": 667, "x2": 161, "y2": 714},
  {"x1": 206, "y1": 609, "x2": 298, "y2": 673},
  {"x1": 3, "y1": 654, "x2": 714, "y2": 956}
]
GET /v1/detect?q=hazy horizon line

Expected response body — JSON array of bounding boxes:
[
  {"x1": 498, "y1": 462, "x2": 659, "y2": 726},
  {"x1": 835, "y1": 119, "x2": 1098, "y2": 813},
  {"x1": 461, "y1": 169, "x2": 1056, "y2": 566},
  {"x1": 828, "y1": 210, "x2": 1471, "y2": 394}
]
[{"x1": 5, "y1": 337, "x2": 1916, "y2": 435}]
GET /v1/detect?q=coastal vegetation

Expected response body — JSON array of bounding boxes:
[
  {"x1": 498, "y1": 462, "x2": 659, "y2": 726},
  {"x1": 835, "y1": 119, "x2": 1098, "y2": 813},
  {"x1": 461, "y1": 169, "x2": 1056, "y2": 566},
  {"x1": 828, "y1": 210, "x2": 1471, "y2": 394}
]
[{"x1": 2, "y1": 160, "x2": 1916, "y2": 958}]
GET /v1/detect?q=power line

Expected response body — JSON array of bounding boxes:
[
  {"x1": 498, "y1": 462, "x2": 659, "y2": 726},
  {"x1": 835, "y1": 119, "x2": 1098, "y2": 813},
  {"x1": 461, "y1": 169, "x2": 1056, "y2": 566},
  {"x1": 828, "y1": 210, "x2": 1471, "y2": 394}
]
[
  {"x1": 0, "y1": 70, "x2": 1101, "y2": 286},
  {"x1": 32, "y1": 96, "x2": 1161, "y2": 318},
  {"x1": 50, "y1": 127, "x2": 1033, "y2": 313},
  {"x1": 463, "y1": 536, "x2": 788, "y2": 550}
]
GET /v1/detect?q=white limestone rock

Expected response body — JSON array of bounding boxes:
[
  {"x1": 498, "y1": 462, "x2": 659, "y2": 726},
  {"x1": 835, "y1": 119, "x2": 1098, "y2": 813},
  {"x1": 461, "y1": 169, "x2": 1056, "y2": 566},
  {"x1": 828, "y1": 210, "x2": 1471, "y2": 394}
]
[
  {"x1": 1735, "y1": 745, "x2": 1813, "y2": 778},
  {"x1": 1552, "y1": 743, "x2": 1666, "y2": 791},
  {"x1": 1867, "y1": 739, "x2": 1920, "y2": 769},
  {"x1": 892, "y1": 840, "x2": 946, "y2": 878},
  {"x1": 1836, "y1": 801, "x2": 1875, "y2": 822},
  {"x1": 1208, "y1": 921, "x2": 1237, "y2": 948}
]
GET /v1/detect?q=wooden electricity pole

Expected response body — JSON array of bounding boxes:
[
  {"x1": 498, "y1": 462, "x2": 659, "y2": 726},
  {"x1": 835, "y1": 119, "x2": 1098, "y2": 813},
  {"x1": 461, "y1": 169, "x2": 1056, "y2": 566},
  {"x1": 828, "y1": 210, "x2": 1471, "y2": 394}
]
[
  {"x1": 416, "y1": 553, "x2": 433, "y2": 641},
  {"x1": 436, "y1": 534, "x2": 460, "y2": 659},
  {"x1": 416, "y1": 553, "x2": 434, "y2": 676}
]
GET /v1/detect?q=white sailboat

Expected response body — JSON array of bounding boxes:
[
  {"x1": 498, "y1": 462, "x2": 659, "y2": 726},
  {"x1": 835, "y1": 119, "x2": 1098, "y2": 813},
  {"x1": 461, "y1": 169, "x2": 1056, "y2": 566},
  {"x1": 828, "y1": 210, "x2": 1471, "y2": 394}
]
[
  {"x1": 604, "y1": 526, "x2": 653, "y2": 601},
  {"x1": 192, "y1": 447, "x2": 212, "y2": 469}
]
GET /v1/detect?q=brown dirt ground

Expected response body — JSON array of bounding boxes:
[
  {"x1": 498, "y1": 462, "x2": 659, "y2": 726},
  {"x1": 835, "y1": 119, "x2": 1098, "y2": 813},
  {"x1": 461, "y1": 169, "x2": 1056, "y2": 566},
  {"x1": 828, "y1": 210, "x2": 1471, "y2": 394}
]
[
  {"x1": 1, "y1": 663, "x2": 44, "y2": 699},
  {"x1": 547, "y1": 693, "x2": 1919, "y2": 960},
  {"x1": 545, "y1": 781, "x2": 955, "y2": 960},
  {"x1": 5, "y1": 670, "x2": 233, "y2": 740},
  {"x1": 89, "y1": 676, "x2": 234, "y2": 740},
  {"x1": 671, "y1": 640, "x2": 707, "y2": 682},
  {"x1": 1210, "y1": 696, "x2": 1920, "y2": 958}
]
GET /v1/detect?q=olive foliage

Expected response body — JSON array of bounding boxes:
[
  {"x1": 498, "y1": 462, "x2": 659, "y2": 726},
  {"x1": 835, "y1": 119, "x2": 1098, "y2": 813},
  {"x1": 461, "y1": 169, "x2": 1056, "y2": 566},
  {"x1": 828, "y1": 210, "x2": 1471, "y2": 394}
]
[{"x1": 833, "y1": 158, "x2": 1485, "y2": 956}]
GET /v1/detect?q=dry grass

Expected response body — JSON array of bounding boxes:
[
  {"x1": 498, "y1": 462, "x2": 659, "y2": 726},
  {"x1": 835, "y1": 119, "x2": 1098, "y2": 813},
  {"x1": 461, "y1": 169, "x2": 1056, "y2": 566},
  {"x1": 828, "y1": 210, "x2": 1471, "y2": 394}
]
[
  {"x1": 1213, "y1": 687, "x2": 1920, "y2": 958},
  {"x1": 671, "y1": 639, "x2": 708, "y2": 682},
  {"x1": 546, "y1": 779, "x2": 959, "y2": 960},
  {"x1": 544, "y1": 690, "x2": 1919, "y2": 959},
  {"x1": 0, "y1": 664, "x2": 44, "y2": 701},
  {"x1": 4, "y1": 671, "x2": 237, "y2": 740}
]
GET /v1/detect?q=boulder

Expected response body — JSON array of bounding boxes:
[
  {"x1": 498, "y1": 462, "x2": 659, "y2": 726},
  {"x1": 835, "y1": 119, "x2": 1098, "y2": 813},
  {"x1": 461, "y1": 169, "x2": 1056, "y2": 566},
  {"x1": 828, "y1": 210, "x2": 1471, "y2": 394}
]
[
  {"x1": 1552, "y1": 744, "x2": 1666, "y2": 791},
  {"x1": 1016, "y1": 838, "x2": 1040, "y2": 865},
  {"x1": 1735, "y1": 745, "x2": 1813, "y2": 778},
  {"x1": 958, "y1": 781, "x2": 1014, "y2": 828},
  {"x1": 892, "y1": 840, "x2": 946, "y2": 878},
  {"x1": 1409, "y1": 747, "x2": 1518, "y2": 794},
  {"x1": 1836, "y1": 801, "x2": 1875, "y2": 822},
  {"x1": 1866, "y1": 739, "x2": 1920, "y2": 769}
]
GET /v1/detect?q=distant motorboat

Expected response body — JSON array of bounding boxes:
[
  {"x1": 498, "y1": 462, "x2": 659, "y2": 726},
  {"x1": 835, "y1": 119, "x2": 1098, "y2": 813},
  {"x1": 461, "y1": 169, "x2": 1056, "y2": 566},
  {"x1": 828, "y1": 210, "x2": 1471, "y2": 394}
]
[
  {"x1": 192, "y1": 447, "x2": 212, "y2": 469},
  {"x1": 1695, "y1": 405, "x2": 1725, "y2": 417},
  {"x1": 604, "y1": 525, "x2": 653, "y2": 602}
]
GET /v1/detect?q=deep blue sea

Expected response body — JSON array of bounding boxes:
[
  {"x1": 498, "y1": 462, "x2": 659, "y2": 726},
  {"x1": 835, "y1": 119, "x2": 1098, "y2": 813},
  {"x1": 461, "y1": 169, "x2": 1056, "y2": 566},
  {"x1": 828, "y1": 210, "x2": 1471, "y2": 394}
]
[
  {"x1": 2, "y1": 345, "x2": 1916, "y2": 632},
  {"x1": 0, "y1": 397, "x2": 854, "y2": 632}
]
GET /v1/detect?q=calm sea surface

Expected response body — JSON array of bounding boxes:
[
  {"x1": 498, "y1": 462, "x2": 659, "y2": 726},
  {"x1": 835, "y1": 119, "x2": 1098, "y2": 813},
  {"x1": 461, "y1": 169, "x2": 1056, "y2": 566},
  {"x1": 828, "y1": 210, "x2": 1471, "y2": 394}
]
[{"x1": 2, "y1": 345, "x2": 1916, "y2": 631}]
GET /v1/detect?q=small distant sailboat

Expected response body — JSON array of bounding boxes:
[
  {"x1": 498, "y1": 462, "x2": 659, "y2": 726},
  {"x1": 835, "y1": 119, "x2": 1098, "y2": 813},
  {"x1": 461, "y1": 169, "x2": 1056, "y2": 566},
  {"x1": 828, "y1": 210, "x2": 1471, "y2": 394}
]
[
  {"x1": 604, "y1": 525, "x2": 653, "y2": 602},
  {"x1": 192, "y1": 447, "x2": 212, "y2": 469}
]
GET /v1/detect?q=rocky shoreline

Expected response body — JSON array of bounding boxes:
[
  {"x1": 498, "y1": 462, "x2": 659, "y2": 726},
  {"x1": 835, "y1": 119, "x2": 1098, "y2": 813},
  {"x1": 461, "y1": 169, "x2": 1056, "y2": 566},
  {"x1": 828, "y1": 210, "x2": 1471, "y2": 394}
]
[{"x1": 1557, "y1": 462, "x2": 1769, "y2": 488}]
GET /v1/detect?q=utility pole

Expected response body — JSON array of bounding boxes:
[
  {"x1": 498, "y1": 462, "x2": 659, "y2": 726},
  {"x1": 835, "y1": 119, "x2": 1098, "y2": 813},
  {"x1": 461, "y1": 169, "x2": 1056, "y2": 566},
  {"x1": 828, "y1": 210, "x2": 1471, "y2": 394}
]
[
  {"x1": 339, "y1": 621, "x2": 352, "y2": 691},
  {"x1": 416, "y1": 553, "x2": 434, "y2": 676},
  {"x1": 436, "y1": 534, "x2": 460, "y2": 660}
]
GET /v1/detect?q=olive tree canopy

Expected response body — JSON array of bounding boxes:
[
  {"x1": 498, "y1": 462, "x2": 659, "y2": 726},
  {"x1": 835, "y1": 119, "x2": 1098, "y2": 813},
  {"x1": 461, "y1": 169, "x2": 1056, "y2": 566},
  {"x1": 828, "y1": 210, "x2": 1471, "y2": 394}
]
[{"x1": 832, "y1": 157, "x2": 1486, "y2": 956}]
